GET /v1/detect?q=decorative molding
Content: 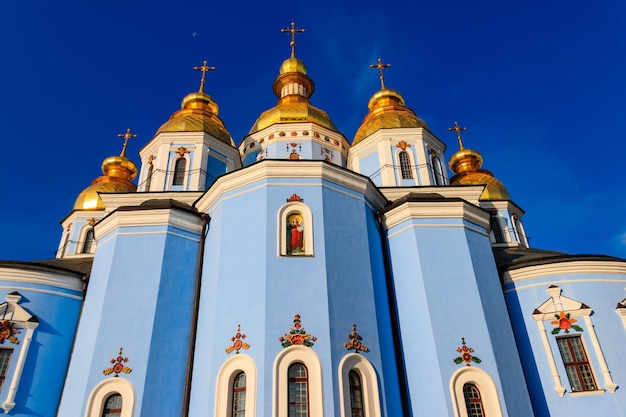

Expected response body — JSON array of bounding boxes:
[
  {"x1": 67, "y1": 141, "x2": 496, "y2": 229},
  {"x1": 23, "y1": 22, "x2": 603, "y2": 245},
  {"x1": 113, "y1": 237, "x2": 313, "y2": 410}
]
[
  {"x1": 504, "y1": 260, "x2": 626, "y2": 284},
  {"x1": 215, "y1": 354, "x2": 257, "y2": 417},
  {"x1": 225, "y1": 324, "x2": 250, "y2": 354},
  {"x1": 84, "y1": 377, "x2": 136, "y2": 417},
  {"x1": 95, "y1": 208, "x2": 203, "y2": 241},
  {"x1": 0, "y1": 268, "x2": 83, "y2": 292},
  {"x1": 338, "y1": 354, "x2": 381, "y2": 417},
  {"x1": 532, "y1": 286, "x2": 617, "y2": 395},
  {"x1": 272, "y1": 345, "x2": 323, "y2": 417},
  {"x1": 381, "y1": 200, "x2": 490, "y2": 232},
  {"x1": 103, "y1": 348, "x2": 132, "y2": 377},
  {"x1": 279, "y1": 314, "x2": 317, "y2": 348},
  {"x1": 344, "y1": 324, "x2": 368, "y2": 353},
  {"x1": 453, "y1": 338, "x2": 481, "y2": 366},
  {"x1": 449, "y1": 367, "x2": 503, "y2": 417}
]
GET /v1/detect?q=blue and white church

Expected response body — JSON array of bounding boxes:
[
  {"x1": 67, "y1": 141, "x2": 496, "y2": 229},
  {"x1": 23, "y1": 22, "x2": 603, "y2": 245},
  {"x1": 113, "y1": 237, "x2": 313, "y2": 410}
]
[{"x1": 1, "y1": 24, "x2": 626, "y2": 417}]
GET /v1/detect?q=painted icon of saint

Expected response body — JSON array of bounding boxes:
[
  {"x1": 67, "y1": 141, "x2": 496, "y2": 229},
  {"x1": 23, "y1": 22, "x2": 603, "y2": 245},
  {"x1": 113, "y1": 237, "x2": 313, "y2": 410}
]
[{"x1": 287, "y1": 214, "x2": 304, "y2": 255}]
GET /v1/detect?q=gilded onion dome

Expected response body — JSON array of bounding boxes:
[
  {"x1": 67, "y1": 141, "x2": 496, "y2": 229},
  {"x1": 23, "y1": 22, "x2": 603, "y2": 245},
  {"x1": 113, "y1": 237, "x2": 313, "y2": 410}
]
[
  {"x1": 448, "y1": 124, "x2": 510, "y2": 201},
  {"x1": 248, "y1": 27, "x2": 338, "y2": 135},
  {"x1": 156, "y1": 61, "x2": 234, "y2": 146},
  {"x1": 353, "y1": 88, "x2": 429, "y2": 145},
  {"x1": 74, "y1": 145, "x2": 138, "y2": 210}
]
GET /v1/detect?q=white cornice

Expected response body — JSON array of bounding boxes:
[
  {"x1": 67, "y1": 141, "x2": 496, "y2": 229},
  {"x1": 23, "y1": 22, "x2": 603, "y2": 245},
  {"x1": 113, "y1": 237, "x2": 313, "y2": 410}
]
[
  {"x1": 504, "y1": 260, "x2": 626, "y2": 284},
  {"x1": 99, "y1": 192, "x2": 203, "y2": 211},
  {"x1": 379, "y1": 186, "x2": 485, "y2": 206},
  {"x1": 95, "y1": 207, "x2": 203, "y2": 239},
  {"x1": 478, "y1": 200, "x2": 526, "y2": 216},
  {"x1": 380, "y1": 200, "x2": 490, "y2": 231},
  {"x1": 0, "y1": 267, "x2": 84, "y2": 292},
  {"x1": 195, "y1": 161, "x2": 388, "y2": 213}
]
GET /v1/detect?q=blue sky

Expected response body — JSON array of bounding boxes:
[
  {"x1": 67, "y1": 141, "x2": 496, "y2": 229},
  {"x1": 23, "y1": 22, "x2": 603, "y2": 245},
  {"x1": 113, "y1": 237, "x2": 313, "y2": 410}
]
[{"x1": 1, "y1": 1, "x2": 625, "y2": 260}]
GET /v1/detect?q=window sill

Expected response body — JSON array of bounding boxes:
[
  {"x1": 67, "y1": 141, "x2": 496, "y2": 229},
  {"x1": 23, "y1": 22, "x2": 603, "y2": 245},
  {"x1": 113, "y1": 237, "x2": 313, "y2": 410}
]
[{"x1": 569, "y1": 389, "x2": 605, "y2": 397}]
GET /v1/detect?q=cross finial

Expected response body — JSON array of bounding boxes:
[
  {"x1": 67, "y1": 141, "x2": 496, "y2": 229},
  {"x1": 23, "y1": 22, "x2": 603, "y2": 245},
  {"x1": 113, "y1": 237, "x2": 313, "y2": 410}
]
[
  {"x1": 281, "y1": 22, "x2": 305, "y2": 58},
  {"x1": 117, "y1": 128, "x2": 137, "y2": 157},
  {"x1": 370, "y1": 58, "x2": 391, "y2": 89},
  {"x1": 448, "y1": 121, "x2": 467, "y2": 150},
  {"x1": 193, "y1": 60, "x2": 215, "y2": 93}
]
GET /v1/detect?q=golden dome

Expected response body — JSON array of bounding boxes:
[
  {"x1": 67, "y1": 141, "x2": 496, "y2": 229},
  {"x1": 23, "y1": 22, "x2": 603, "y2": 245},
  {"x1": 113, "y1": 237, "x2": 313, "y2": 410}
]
[
  {"x1": 156, "y1": 90, "x2": 234, "y2": 146},
  {"x1": 280, "y1": 57, "x2": 307, "y2": 75},
  {"x1": 74, "y1": 155, "x2": 137, "y2": 210},
  {"x1": 353, "y1": 89, "x2": 429, "y2": 145},
  {"x1": 448, "y1": 137, "x2": 510, "y2": 201},
  {"x1": 248, "y1": 55, "x2": 339, "y2": 135}
]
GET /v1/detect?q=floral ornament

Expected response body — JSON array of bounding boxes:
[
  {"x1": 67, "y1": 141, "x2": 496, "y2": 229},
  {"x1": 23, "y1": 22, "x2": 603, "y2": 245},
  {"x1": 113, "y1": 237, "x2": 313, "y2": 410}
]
[
  {"x1": 103, "y1": 348, "x2": 132, "y2": 377},
  {"x1": 550, "y1": 312, "x2": 583, "y2": 335},
  {"x1": 87, "y1": 217, "x2": 98, "y2": 226},
  {"x1": 0, "y1": 321, "x2": 20, "y2": 345},
  {"x1": 396, "y1": 140, "x2": 411, "y2": 150},
  {"x1": 287, "y1": 194, "x2": 303, "y2": 203},
  {"x1": 344, "y1": 324, "x2": 368, "y2": 353},
  {"x1": 453, "y1": 338, "x2": 481, "y2": 366},
  {"x1": 279, "y1": 314, "x2": 317, "y2": 348},
  {"x1": 226, "y1": 324, "x2": 250, "y2": 354},
  {"x1": 175, "y1": 146, "x2": 190, "y2": 157}
]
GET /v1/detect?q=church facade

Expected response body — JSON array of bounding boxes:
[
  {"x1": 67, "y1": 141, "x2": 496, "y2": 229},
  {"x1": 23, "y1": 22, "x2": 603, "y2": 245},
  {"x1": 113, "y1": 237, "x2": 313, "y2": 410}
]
[{"x1": 1, "y1": 28, "x2": 625, "y2": 417}]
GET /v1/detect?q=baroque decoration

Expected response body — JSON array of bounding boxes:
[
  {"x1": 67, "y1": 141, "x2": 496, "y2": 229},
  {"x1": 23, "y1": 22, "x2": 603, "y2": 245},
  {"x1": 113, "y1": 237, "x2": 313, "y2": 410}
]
[
  {"x1": 395, "y1": 140, "x2": 411, "y2": 150},
  {"x1": 344, "y1": 324, "x2": 368, "y2": 353},
  {"x1": 453, "y1": 338, "x2": 481, "y2": 366},
  {"x1": 175, "y1": 146, "x2": 189, "y2": 157},
  {"x1": 550, "y1": 311, "x2": 583, "y2": 334},
  {"x1": 225, "y1": 324, "x2": 250, "y2": 354},
  {"x1": 279, "y1": 314, "x2": 317, "y2": 348},
  {"x1": 103, "y1": 348, "x2": 132, "y2": 377},
  {"x1": 0, "y1": 320, "x2": 19, "y2": 345}
]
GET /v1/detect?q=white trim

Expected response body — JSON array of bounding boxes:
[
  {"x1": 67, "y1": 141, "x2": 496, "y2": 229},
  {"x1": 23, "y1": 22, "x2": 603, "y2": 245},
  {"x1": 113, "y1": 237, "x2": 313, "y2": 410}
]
[
  {"x1": 338, "y1": 354, "x2": 381, "y2": 417},
  {"x1": 503, "y1": 260, "x2": 626, "y2": 284},
  {"x1": 381, "y1": 200, "x2": 490, "y2": 232},
  {"x1": 0, "y1": 268, "x2": 83, "y2": 292},
  {"x1": 531, "y1": 286, "x2": 617, "y2": 395},
  {"x1": 273, "y1": 345, "x2": 324, "y2": 417},
  {"x1": 277, "y1": 202, "x2": 314, "y2": 256},
  {"x1": 76, "y1": 225, "x2": 96, "y2": 254},
  {"x1": 95, "y1": 208, "x2": 202, "y2": 241},
  {"x1": 215, "y1": 354, "x2": 257, "y2": 417},
  {"x1": 386, "y1": 223, "x2": 489, "y2": 240},
  {"x1": 0, "y1": 286, "x2": 83, "y2": 300},
  {"x1": 450, "y1": 367, "x2": 503, "y2": 417},
  {"x1": 84, "y1": 377, "x2": 135, "y2": 417}
]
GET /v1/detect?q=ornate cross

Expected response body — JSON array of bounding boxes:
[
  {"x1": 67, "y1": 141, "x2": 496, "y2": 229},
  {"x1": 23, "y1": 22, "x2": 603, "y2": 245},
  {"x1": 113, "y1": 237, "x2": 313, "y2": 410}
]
[
  {"x1": 193, "y1": 60, "x2": 215, "y2": 93},
  {"x1": 370, "y1": 58, "x2": 391, "y2": 89},
  {"x1": 117, "y1": 128, "x2": 137, "y2": 157},
  {"x1": 281, "y1": 22, "x2": 305, "y2": 58},
  {"x1": 448, "y1": 121, "x2": 467, "y2": 150}
]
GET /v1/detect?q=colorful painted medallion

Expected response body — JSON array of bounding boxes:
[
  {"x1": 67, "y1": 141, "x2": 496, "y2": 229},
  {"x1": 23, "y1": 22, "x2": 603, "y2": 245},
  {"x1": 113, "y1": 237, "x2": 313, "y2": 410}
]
[
  {"x1": 226, "y1": 324, "x2": 250, "y2": 354},
  {"x1": 454, "y1": 338, "x2": 481, "y2": 366},
  {"x1": 279, "y1": 314, "x2": 317, "y2": 348}
]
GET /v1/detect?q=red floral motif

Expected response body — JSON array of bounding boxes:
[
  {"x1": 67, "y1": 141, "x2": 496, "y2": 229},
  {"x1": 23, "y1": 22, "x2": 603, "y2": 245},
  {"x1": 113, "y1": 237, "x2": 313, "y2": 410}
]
[
  {"x1": 291, "y1": 131, "x2": 298, "y2": 136},
  {"x1": 279, "y1": 314, "x2": 317, "y2": 348},
  {"x1": 313, "y1": 132, "x2": 320, "y2": 138},
  {"x1": 0, "y1": 321, "x2": 19, "y2": 345},
  {"x1": 269, "y1": 134, "x2": 274, "y2": 140},
  {"x1": 333, "y1": 139, "x2": 340, "y2": 146},
  {"x1": 226, "y1": 324, "x2": 250, "y2": 354},
  {"x1": 395, "y1": 140, "x2": 411, "y2": 150},
  {"x1": 287, "y1": 194, "x2": 303, "y2": 203},
  {"x1": 453, "y1": 338, "x2": 481, "y2": 366},
  {"x1": 249, "y1": 142, "x2": 255, "y2": 148},
  {"x1": 103, "y1": 348, "x2": 132, "y2": 377},
  {"x1": 175, "y1": 146, "x2": 189, "y2": 157},
  {"x1": 550, "y1": 312, "x2": 583, "y2": 334}
]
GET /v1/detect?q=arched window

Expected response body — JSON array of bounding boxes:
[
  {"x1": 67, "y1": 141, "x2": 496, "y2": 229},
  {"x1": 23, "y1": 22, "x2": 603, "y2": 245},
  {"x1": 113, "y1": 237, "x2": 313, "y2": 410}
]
[
  {"x1": 102, "y1": 394, "x2": 122, "y2": 417},
  {"x1": 278, "y1": 201, "x2": 314, "y2": 257},
  {"x1": 145, "y1": 164, "x2": 153, "y2": 191},
  {"x1": 82, "y1": 229, "x2": 95, "y2": 253},
  {"x1": 431, "y1": 152, "x2": 442, "y2": 185},
  {"x1": 173, "y1": 158, "x2": 187, "y2": 186},
  {"x1": 463, "y1": 384, "x2": 485, "y2": 417},
  {"x1": 232, "y1": 372, "x2": 246, "y2": 417},
  {"x1": 490, "y1": 216, "x2": 505, "y2": 244},
  {"x1": 399, "y1": 151, "x2": 412, "y2": 179},
  {"x1": 288, "y1": 363, "x2": 309, "y2": 417},
  {"x1": 349, "y1": 370, "x2": 365, "y2": 417}
]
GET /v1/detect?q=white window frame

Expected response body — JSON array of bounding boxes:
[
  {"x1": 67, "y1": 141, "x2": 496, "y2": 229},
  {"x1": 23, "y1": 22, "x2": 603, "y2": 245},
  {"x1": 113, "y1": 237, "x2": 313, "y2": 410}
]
[
  {"x1": 338, "y1": 353, "x2": 381, "y2": 417},
  {"x1": 532, "y1": 285, "x2": 617, "y2": 396},
  {"x1": 84, "y1": 377, "x2": 135, "y2": 417},
  {"x1": 77, "y1": 226, "x2": 96, "y2": 254},
  {"x1": 450, "y1": 367, "x2": 503, "y2": 417},
  {"x1": 393, "y1": 147, "x2": 418, "y2": 185},
  {"x1": 168, "y1": 153, "x2": 191, "y2": 190},
  {"x1": 272, "y1": 345, "x2": 323, "y2": 417},
  {"x1": 277, "y1": 201, "x2": 314, "y2": 257},
  {"x1": 215, "y1": 354, "x2": 258, "y2": 417}
]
